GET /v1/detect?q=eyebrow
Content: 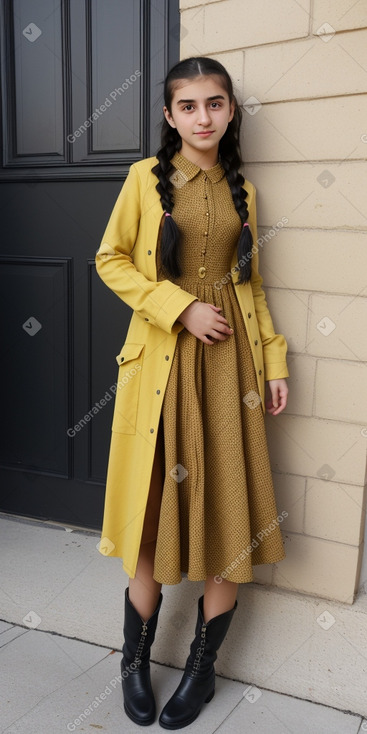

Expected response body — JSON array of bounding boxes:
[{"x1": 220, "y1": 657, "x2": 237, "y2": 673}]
[{"x1": 175, "y1": 95, "x2": 226, "y2": 105}]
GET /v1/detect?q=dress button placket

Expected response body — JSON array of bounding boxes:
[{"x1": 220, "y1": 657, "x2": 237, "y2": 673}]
[{"x1": 199, "y1": 173, "x2": 209, "y2": 279}]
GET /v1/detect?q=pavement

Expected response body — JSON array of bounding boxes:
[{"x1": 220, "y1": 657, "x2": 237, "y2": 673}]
[
  {"x1": 1, "y1": 618, "x2": 366, "y2": 734},
  {"x1": 1, "y1": 513, "x2": 366, "y2": 733}
]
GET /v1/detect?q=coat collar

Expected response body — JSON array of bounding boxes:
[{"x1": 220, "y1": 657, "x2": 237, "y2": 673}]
[{"x1": 170, "y1": 151, "x2": 226, "y2": 184}]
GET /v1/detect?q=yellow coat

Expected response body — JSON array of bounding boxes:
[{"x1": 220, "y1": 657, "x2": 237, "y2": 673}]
[{"x1": 95, "y1": 156, "x2": 289, "y2": 577}]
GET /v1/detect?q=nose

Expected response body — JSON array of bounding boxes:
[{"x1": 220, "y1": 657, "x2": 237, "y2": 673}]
[{"x1": 197, "y1": 105, "x2": 211, "y2": 126}]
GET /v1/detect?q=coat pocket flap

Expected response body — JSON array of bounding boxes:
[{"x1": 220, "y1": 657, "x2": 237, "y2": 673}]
[{"x1": 115, "y1": 343, "x2": 145, "y2": 366}]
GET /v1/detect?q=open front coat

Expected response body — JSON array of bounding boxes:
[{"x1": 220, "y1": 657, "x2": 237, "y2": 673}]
[{"x1": 95, "y1": 156, "x2": 289, "y2": 577}]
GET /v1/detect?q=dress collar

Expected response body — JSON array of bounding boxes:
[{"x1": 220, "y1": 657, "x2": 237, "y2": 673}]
[{"x1": 170, "y1": 151, "x2": 226, "y2": 184}]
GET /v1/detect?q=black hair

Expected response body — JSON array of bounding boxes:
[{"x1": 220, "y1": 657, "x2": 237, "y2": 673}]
[{"x1": 151, "y1": 56, "x2": 253, "y2": 284}]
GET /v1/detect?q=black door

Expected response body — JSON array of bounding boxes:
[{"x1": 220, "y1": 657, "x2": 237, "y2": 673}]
[{"x1": 0, "y1": 0, "x2": 179, "y2": 528}]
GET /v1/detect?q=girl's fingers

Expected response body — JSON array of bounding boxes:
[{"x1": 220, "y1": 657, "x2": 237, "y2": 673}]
[
  {"x1": 269, "y1": 391, "x2": 287, "y2": 415},
  {"x1": 201, "y1": 327, "x2": 230, "y2": 343},
  {"x1": 202, "y1": 334, "x2": 215, "y2": 345},
  {"x1": 185, "y1": 302, "x2": 233, "y2": 343},
  {"x1": 208, "y1": 305, "x2": 228, "y2": 321},
  {"x1": 210, "y1": 331, "x2": 228, "y2": 341},
  {"x1": 206, "y1": 303, "x2": 232, "y2": 329},
  {"x1": 215, "y1": 314, "x2": 232, "y2": 326}
]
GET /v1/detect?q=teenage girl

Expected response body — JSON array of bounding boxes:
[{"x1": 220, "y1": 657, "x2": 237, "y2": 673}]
[{"x1": 96, "y1": 56, "x2": 289, "y2": 730}]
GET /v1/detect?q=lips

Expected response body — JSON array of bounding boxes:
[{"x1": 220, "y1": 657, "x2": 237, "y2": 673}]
[{"x1": 195, "y1": 131, "x2": 214, "y2": 136}]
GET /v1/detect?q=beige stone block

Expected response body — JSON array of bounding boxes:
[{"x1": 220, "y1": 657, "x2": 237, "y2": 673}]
[
  {"x1": 271, "y1": 472, "x2": 306, "y2": 532},
  {"x1": 259, "y1": 228, "x2": 367, "y2": 297},
  {"x1": 242, "y1": 96, "x2": 367, "y2": 162},
  {"x1": 307, "y1": 293, "x2": 367, "y2": 361},
  {"x1": 273, "y1": 532, "x2": 360, "y2": 602},
  {"x1": 252, "y1": 563, "x2": 273, "y2": 585},
  {"x1": 359, "y1": 510, "x2": 367, "y2": 589},
  {"x1": 245, "y1": 162, "x2": 367, "y2": 230},
  {"x1": 244, "y1": 30, "x2": 367, "y2": 102},
  {"x1": 281, "y1": 354, "x2": 316, "y2": 416},
  {"x1": 180, "y1": 0, "x2": 222, "y2": 8},
  {"x1": 263, "y1": 287, "x2": 309, "y2": 354},
  {"x1": 312, "y1": 0, "x2": 367, "y2": 33},
  {"x1": 228, "y1": 584, "x2": 367, "y2": 714},
  {"x1": 179, "y1": 5, "x2": 205, "y2": 56},
  {"x1": 266, "y1": 415, "x2": 366, "y2": 485},
  {"x1": 181, "y1": 0, "x2": 310, "y2": 57},
  {"x1": 304, "y1": 478, "x2": 366, "y2": 545},
  {"x1": 201, "y1": 50, "x2": 245, "y2": 91},
  {"x1": 314, "y1": 359, "x2": 367, "y2": 422}
]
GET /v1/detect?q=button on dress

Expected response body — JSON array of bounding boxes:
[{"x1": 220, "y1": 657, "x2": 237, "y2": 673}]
[{"x1": 149, "y1": 151, "x2": 286, "y2": 585}]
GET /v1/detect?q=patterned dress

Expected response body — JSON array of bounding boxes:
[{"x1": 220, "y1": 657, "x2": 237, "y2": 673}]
[{"x1": 146, "y1": 151, "x2": 285, "y2": 585}]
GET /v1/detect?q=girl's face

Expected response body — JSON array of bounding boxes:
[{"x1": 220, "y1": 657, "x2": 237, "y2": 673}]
[{"x1": 163, "y1": 75, "x2": 235, "y2": 166}]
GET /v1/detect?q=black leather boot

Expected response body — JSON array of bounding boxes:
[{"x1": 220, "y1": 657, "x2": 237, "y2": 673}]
[
  {"x1": 159, "y1": 595, "x2": 237, "y2": 730},
  {"x1": 121, "y1": 587, "x2": 163, "y2": 726}
]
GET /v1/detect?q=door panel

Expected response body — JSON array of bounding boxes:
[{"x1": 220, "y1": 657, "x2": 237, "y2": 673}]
[
  {"x1": 0, "y1": 257, "x2": 70, "y2": 477},
  {"x1": 0, "y1": 0, "x2": 179, "y2": 528},
  {"x1": 13, "y1": 0, "x2": 64, "y2": 157}
]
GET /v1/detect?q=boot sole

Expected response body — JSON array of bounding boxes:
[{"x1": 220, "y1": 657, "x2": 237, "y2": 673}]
[
  {"x1": 159, "y1": 688, "x2": 215, "y2": 730},
  {"x1": 124, "y1": 702, "x2": 156, "y2": 726}
]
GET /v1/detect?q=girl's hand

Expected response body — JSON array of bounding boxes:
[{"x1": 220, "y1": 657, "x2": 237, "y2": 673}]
[
  {"x1": 265, "y1": 379, "x2": 288, "y2": 416},
  {"x1": 177, "y1": 302, "x2": 233, "y2": 345}
]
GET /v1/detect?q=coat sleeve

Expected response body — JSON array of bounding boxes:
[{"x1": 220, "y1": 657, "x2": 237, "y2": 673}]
[
  {"x1": 246, "y1": 184, "x2": 289, "y2": 381},
  {"x1": 95, "y1": 163, "x2": 198, "y2": 334}
]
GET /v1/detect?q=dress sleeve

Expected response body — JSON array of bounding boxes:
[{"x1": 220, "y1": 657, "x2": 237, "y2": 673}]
[
  {"x1": 95, "y1": 163, "x2": 198, "y2": 335},
  {"x1": 246, "y1": 184, "x2": 289, "y2": 381}
]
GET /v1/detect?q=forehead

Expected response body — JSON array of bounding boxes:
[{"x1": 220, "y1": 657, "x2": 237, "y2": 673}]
[{"x1": 170, "y1": 74, "x2": 229, "y2": 102}]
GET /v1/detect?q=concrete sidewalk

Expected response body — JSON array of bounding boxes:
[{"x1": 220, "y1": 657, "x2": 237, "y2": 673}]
[
  {"x1": 1, "y1": 513, "x2": 366, "y2": 733},
  {"x1": 1, "y1": 619, "x2": 365, "y2": 734}
]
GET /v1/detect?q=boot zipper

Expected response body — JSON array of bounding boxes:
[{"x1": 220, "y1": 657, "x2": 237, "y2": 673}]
[
  {"x1": 192, "y1": 623, "x2": 207, "y2": 676},
  {"x1": 134, "y1": 622, "x2": 148, "y2": 666}
]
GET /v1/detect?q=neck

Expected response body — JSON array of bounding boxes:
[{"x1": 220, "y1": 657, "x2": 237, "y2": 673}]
[{"x1": 179, "y1": 142, "x2": 219, "y2": 170}]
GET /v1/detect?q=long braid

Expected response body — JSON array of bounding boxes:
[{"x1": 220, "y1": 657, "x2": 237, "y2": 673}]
[
  {"x1": 151, "y1": 56, "x2": 253, "y2": 284},
  {"x1": 219, "y1": 104, "x2": 253, "y2": 284},
  {"x1": 151, "y1": 126, "x2": 182, "y2": 277}
]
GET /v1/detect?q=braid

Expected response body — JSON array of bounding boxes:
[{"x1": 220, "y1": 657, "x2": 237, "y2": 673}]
[
  {"x1": 151, "y1": 56, "x2": 253, "y2": 283},
  {"x1": 151, "y1": 124, "x2": 182, "y2": 278},
  {"x1": 219, "y1": 104, "x2": 253, "y2": 284}
]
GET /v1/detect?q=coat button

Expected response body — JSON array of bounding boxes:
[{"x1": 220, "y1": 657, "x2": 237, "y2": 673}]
[
  {"x1": 147, "y1": 250, "x2": 152, "y2": 255},
  {"x1": 258, "y1": 369, "x2": 262, "y2": 375},
  {"x1": 120, "y1": 357, "x2": 125, "y2": 363},
  {"x1": 248, "y1": 312, "x2": 252, "y2": 318},
  {"x1": 165, "y1": 355, "x2": 169, "y2": 360},
  {"x1": 150, "y1": 428, "x2": 154, "y2": 433},
  {"x1": 156, "y1": 389, "x2": 160, "y2": 394},
  {"x1": 254, "y1": 340, "x2": 258, "y2": 345},
  {"x1": 198, "y1": 266, "x2": 206, "y2": 278}
]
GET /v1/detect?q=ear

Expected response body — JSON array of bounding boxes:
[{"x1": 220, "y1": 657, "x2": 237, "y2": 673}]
[
  {"x1": 163, "y1": 106, "x2": 177, "y2": 129},
  {"x1": 228, "y1": 99, "x2": 235, "y2": 123}
]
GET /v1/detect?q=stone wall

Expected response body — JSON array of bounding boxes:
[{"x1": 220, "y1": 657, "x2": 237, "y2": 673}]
[{"x1": 180, "y1": 0, "x2": 367, "y2": 603}]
